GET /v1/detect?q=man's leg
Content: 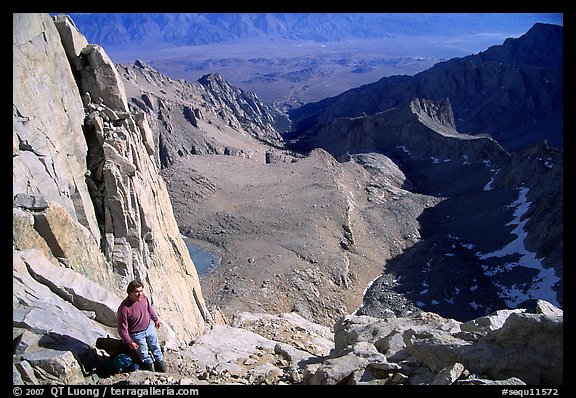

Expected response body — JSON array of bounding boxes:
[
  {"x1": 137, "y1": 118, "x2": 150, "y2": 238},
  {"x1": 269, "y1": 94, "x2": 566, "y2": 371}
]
[
  {"x1": 145, "y1": 324, "x2": 166, "y2": 372},
  {"x1": 129, "y1": 329, "x2": 154, "y2": 370}
]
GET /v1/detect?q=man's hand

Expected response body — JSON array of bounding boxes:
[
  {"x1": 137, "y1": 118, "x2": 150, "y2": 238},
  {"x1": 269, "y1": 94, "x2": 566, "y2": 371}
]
[
  {"x1": 129, "y1": 341, "x2": 139, "y2": 351},
  {"x1": 155, "y1": 319, "x2": 162, "y2": 329}
]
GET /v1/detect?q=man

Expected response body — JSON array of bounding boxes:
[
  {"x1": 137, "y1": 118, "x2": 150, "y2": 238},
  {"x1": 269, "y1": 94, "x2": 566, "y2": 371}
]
[{"x1": 117, "y1": 280, "x2": 167, "y2": 372}]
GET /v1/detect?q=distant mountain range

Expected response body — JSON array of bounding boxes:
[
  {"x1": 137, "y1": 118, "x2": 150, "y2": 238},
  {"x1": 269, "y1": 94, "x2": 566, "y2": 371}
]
[
  {"x1": 289, "y1": 23, "x2": 563, "y2": 151},
  {"x1": 66, "y1": 13, "x2": 562, "y2": 49}
]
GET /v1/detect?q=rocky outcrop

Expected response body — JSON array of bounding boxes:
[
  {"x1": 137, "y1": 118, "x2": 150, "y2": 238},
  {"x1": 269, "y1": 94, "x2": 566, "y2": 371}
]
[
  {"x1": 13, "y1": 13, "x2": 212, "y2": 383},
  {"x1": 290, "y1": 23, "x2": 563, "y2": 151},
  {"x1": 304, "y1": 300, "x2": 562, "y2": 385},
  {"x1": 118, "y1": 61, "x2": 291, "y2": 169},
  {"x1": 294, "y1": 98, "x2": 510, "y2": 167},
  {"x1": 13, "y1": 249, "x2": 114, "y2": 384}
]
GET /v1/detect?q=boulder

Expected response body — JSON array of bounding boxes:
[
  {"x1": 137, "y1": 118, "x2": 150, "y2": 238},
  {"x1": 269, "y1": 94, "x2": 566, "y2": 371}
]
[
  {"x1": 431, "y1": 362, "x2": 465, "y2": 385},
  {"x1": 309, "y1": 353, "x2": 369, "y2": 385},
  {"x1": 22, "y1": 249, "x2": 122, "y2": 327},
  {"x1": 334, "y1": 311, "x2": 460, "y2": 358},
  {"x1": 474, "y1": 311, "x2": 563, "y2": 384},
  {"x1": 459, "y1": 308, "x2": 526, "y2": 339},
  {"x1": 79, "y1": 44, "x2": 129, "y2": 112},
  {"x1": 13, "y1": 250, "x2": 110, "y2": 347},
  {"x1": 403, "y1": 302, "x2": 563, "y2": 384},
  {"x1": 23, "y1": 349, "x2": 85, "y2": 384}
]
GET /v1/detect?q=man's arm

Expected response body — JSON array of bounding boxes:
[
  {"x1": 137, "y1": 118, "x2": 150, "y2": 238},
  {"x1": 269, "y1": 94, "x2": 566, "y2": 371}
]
[
  {"x1": 117, "y1": 307, "x2": 138, "y2": 350},
  {"x1": 146, "y1": 296, "x2": 162, "y2": 328}
]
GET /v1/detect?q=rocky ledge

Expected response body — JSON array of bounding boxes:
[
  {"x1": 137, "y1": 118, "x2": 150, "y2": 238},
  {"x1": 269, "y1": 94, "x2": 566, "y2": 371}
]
[{"x1": 16, "y1": 299, "x2": 559, "y2": 385}]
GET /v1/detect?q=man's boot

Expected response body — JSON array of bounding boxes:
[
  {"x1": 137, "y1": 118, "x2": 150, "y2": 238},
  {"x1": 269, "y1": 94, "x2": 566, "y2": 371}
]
[
  {"x1": 141, "y1": 361, "x2": 154, "y2": 371},
  {"x1": 154, "y1": 359, "x2": 167, "y2": 373}
]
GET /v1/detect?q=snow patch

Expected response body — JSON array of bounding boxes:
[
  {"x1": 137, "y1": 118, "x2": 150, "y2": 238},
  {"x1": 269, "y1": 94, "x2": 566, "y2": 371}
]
[
  {"x1": 396, "y1": 145, "x2": 411, "y2": 155},
  {"x1": 483, "y1": 168, "x2": 500, "y2": 191},
  {"x1": 477, "y1": 187, "x2": 559, "y2": 307},
  {"x1": 536, "y1": 156, "x2": 554, "y2": 169}
]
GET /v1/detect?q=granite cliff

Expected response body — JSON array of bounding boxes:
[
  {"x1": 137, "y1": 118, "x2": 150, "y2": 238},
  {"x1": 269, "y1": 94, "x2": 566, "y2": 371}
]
[{"x1": 13, "y1": 13, "x2": 211, "y2": 382}]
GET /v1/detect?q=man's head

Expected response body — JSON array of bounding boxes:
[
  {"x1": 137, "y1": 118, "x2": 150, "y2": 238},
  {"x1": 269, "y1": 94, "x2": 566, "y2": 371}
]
[{"x1": 127, "y1": 280, "x2": 145, "y2": 302}]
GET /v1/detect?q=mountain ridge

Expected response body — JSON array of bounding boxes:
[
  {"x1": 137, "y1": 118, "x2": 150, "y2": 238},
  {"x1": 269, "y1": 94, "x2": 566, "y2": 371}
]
[
  {"x1": 66, "y1": 13, "x2": 562, "y2": 49},
  {"x1": 289, "y1": 22, "x2": 563, "y2": 151},
  {"x1": 117, "y1": 59, "x2": 291, "y2": 169},
  {"x1": 292, "y1": 98, "x2": 510, "y2": 167}
]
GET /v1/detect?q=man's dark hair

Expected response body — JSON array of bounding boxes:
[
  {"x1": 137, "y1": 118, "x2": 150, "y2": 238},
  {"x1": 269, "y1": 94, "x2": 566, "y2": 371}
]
[{"x1": 127, "y1": 279, "x2": 144, "y2": 294}]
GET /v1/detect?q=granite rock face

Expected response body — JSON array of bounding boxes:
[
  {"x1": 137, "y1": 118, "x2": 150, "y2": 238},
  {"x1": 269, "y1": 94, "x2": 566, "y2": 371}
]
[
  {"x1": 13, "y1": 13, "x2": 100, "y2": 243},
  {"x1": 13, "y1": 13, "x2": 212, "y2": 383}
]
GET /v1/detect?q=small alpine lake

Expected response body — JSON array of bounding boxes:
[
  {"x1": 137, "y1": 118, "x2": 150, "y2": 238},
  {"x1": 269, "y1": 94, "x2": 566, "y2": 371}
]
[{"x1": 182, "y1": 238, "x2": 221, "y2": 276}]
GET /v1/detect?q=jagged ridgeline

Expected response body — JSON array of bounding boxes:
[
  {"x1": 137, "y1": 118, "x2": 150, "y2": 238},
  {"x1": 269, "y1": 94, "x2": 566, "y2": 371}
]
[
  {"x1": 118, "y1": 61, "x2": 291, "y2": 169},
  {"x1": 289, "y1": 22, "x2": 563, "y2": 152},
  {"x1": 13, "y1": 13, "x2": 562, "y2": 386}
]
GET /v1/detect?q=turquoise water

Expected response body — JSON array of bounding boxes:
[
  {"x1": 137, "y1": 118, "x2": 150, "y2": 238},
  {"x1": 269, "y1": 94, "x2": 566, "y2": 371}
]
[{"x1": 184, "y1": 240, "x2": 221, "y2": 275}]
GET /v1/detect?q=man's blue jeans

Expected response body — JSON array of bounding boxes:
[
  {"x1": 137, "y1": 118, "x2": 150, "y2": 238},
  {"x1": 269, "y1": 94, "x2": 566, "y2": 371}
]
[{"x1": 129, "y1": 322, "x2": 164, "y2": 365}]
